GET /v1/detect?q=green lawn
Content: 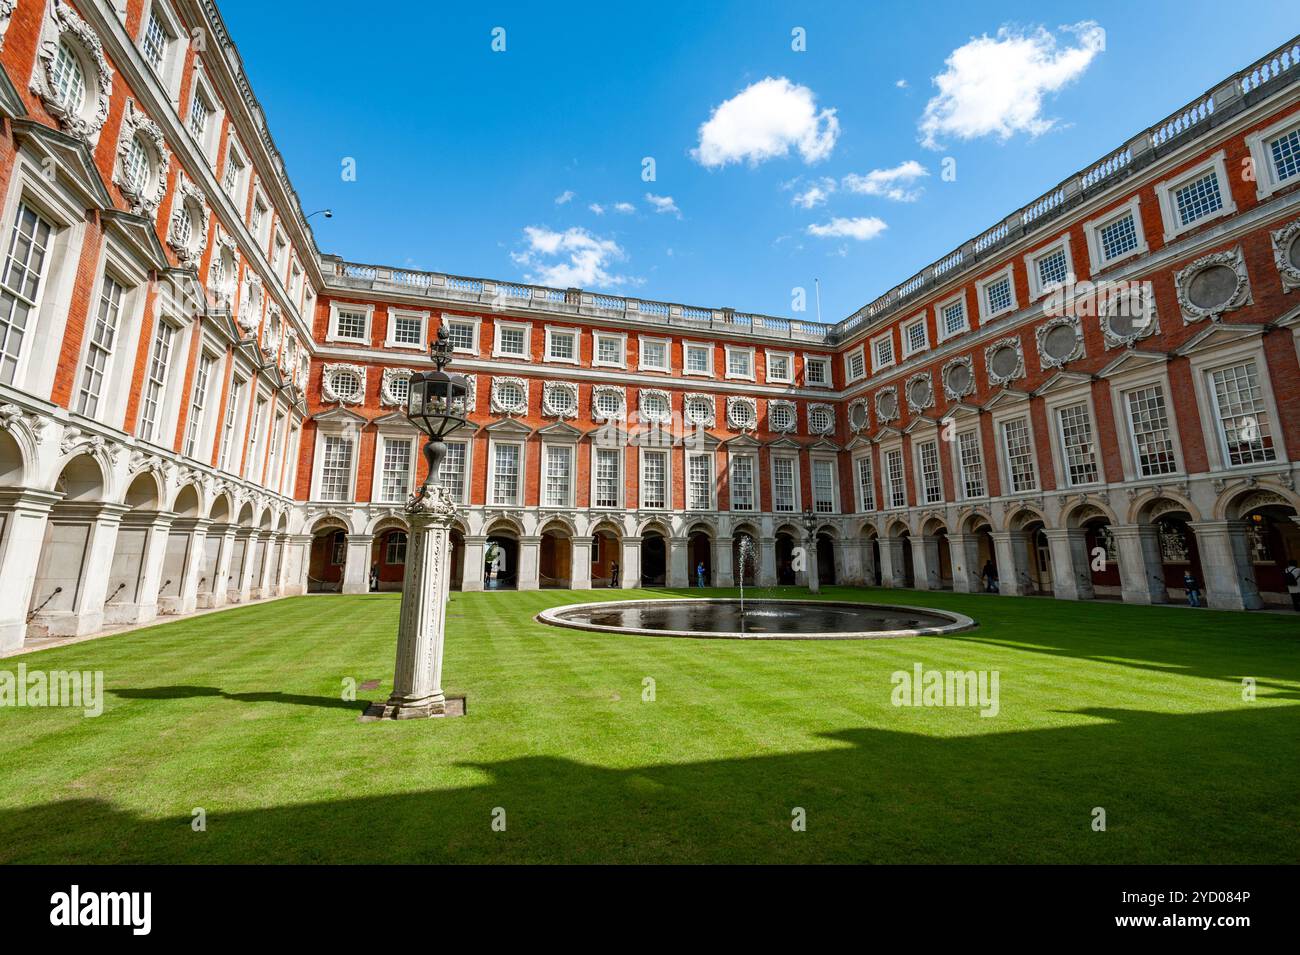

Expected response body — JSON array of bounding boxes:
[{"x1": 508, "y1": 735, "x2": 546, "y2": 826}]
[{"x1": 0, "y1": 586, "x2": 1297, "y2": 864}]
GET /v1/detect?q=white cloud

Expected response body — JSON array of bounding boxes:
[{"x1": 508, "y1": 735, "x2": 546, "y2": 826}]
[
  {"x1": 692, "y1": 76, "x2": 840, "y2": 168},
  {"x1": 613, "y1": 201, "x2": 636, "y2": 214},
  {"x1": 842, "y1": 160, "x2": 929, "y2": 202},
  {"x1": 806, "y1": 216, "x2": 888, "y2": 241},
  {"x1": 554, "y1": 190, "x2": 575, "y2": 205},
  {"x1": 790, "y1": 177, "x2": 836, "y2": 209},
  {"x1": 895, "y1": 78, "x2": 908, "y2": 89},
  {"x1": 919, "y1": 22, "x2": 1105, "y2": 149},
  {"x1": 511, "y1": 226, "x2": 628, "y2": 288},
  {"x1": 588, "y1": 202, "x2": 605, "y2": 215},
  {"x1": 645, "y1": 193, "x2": 681, "y2": 217}
]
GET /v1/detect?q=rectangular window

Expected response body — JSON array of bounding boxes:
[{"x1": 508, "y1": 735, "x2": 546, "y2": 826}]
[
  {"x1": 730, "y1": 455, "x2": 755, "y2": 510},
  {"x1": 984, "y1": 275, "x2": 1013, "y2": 315},
  {"x1": 1174, "y1": 171, "x2": 1224, "y2": 228},
  {"x1": 941, "y1": 300, "x2": 966, "y2": 338},
  {"x1": 386, "y1": 534, "x2": 407, "y2": 565},
  {"x1": 446, "y1": 321, "x2": 475, "y2": 351},
  {"x1": 805, "y1": 357, "x2": 829, "y2": 385},
  {"x1": 0, "y1": 203, "x2": 54, "y2": 385},
  {"x1": 381, "y1": 438, "x2": 413, "y2": 503},
  {"x1": 1126, "y1": 385, "x2": 1178, "y2": 477},
  {"x1": 812, "y1": 459, "x2": 835, "y2": 513},
  {"x1": 773, "y1": 457, "x2": 796, "y2": 512},
  {"x1": 1098, "y1": 213, "x2": 1139, "y2": 261},
  {"x1": 1001, "y1": 418, "x2": 1038, "y2": 493},
  {"x1": 265, "y1": 412, "x2": 285, "y2": 489},
  {"x1": 334, "y1": 308, "x2": 367, "y2": 340},
  {"x1": 499, "y1": 326, "x2": 527, "y2": 356},
  {"x1": 684, "y1": 344, "x2": 710, "y2": 373},
  {"x1": 320, "y1": 435, "x2": 353, "y2": 502},
  {"x1": 594, "y1": 448, "x2": 620, "y2": 508},
  {"x1": 767, "y1": 353, "x2": 790, "y2": 381},
  {"x1": 138, "y1": 320, "x2": 175, "y2": 443},
  {"x1": 183, "y1": 353, "x2": 213, "y2": 458},
  {"x1": 78, "y1": 275, "x2": 125, "y2": 418},
  {"x1": 544, "y1": 445, "x2": 573, "y2": 507},
  {"x1": 142, "y1": 10, "x2": 170, "y2": 72},
  {"x1": 547, "y1": 330, "x2": 576, "y2": 361},
  {"x1": 284, "y1": 425, "x2": 299, "y2": 495},
  {"x1": 1210, "y1": 361, "x2": 1277, "y2": 467},
  {"x1": 437, "y1": 441, "x2": 467, "y2": 502},
  {"x1": 642, "y1": 450, "x2": 668, "y2": 509},
  {"x1": 188, "y1": 93, "x2": 210, "y2": 142},
  {"x1": 1270, "y1": 128, "x2": 1300, "y2": 183},
  {"x1": 218, "y1": 378, "x2": 244, "y2": 471},
  {"x1": 595, "y1": 335, "x2": 623, "y2": 365},
  {"x1": 492, "y1": 443, "x2": 521, "y2": 505},
  {"x1": 392, "y1": 314, "x2": 423, "y2": 346},
  {"x1": 244, "y1": 397, "x2": 266, "y2": 480},
  {"x1": 687, "y1": 454, "x2": 712, "y2": 510},
  {"x1": 726, "y1": 348, "x2": 752, "y2": 377},
  {"x1": 885, "y1": 448, "x2": 906, "y2": 508},
  {"x1": 855, "y1": 456, "x2": 875, "y2": 511},
  {"x1": 1035, "y1": 248, "x2": 1069, "y2": 290},
  {"x1": 905, "y1": 319, "x2": 928, "y2": 354},
  {"x1": 871, "y1": 338, "x2": 892, "y2": 371},
  {"x1": 917, "y1": 440, "x2": 943, "y2": 504},
  {"x1": 1057, "y1": 403, "x2": 1099, "y2": 486},
  {"x1": 222, "y1": 151, "x2": 244, "y2": 196},
  {"x1": 640, "y1": 339, "x2": 668, "y2": 370},
  {"x1": 958, "y1": 431, "x2": 986, "y2": 499}
]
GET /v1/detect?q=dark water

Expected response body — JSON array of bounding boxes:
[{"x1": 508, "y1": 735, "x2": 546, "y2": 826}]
[{"x1": 563, "y1": 600, "x2": 950, "y2": 635}]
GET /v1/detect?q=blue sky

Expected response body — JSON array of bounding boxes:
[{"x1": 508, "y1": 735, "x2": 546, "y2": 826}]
[{"x1": 222, "y1": 1, "x2": 1299, "y2": 323}]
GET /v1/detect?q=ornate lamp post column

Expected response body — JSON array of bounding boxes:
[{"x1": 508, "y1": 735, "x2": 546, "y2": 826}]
[
  {"x1": 366, "y1": 326, "x2": 469, "y2": 720},
  {"x1": 801, "y1": 507, "x2": 821, "y2": 595}
]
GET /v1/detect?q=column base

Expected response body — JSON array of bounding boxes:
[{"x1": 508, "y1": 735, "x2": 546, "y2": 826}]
[{"x1": 361, "y1": 693, "x2": 466, "y2": 721}]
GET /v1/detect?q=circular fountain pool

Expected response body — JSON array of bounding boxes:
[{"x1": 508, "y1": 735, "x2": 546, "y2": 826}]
[{"x1": 537, "y1": 599, "x2": 975, "y2": 640}]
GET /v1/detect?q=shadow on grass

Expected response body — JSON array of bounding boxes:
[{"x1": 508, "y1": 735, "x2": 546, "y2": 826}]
[
  {"x1": 2, "y1": 703, "x2": 1297, "y2": 864},
  {"x1": 112, "y1": 685, "x2": 365, "y2": 712}
]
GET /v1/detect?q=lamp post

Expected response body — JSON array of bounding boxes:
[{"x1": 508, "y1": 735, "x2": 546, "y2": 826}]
[
  {"x1": 365, "y1": 324, "x2": 468, "y2": 720},
  {"x1": 801, "y1": 507, "x2": 821, "y2": 595}
]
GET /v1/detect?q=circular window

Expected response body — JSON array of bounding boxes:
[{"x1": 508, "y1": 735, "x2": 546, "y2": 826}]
[
  {"x1": 907, "y1": 377, "x2": 932, "y2": 408},
  {"x1": 1288, "y1": 235, "x2": 1300, "y2": 271},
  {"x1": 497, "y1": 380, "x2": 525, "y2": 410},
  {"x1": 1042, "y1": 323, "x2": 1078, "y2": 363},
  {"x1": 809, "y1": 406, "x2": 833, "y2": 433},
  {"x1": 52, "y1": 42, "x2": 87, "y2": 115},
  {"x1": 849, "y1": 401, "x2": 868, "y2": 430},
  {"x1": 877, "y1": 390, "x2": 898, "y2": 420},
  {"x1": 944, "y1": 362, "x2": 973, "y2": 396},
  {"x1": 545, "y1": 384, "x2": 575, "y2": 415},
  {"x1": 123, "y1": 136, "x2": 151, "y2": 195},
  {"x1": 595, "y1": 389, "x2": 623, "y2": 418},
  {"x1": 172, "y1": 205, "x2": 193, "y2": 248},
  {"x1": 1186, "y1": 264, "x2": 1238, "y2": 311},
  {"x1": 731, "y1": 401, "x2": 756, "y2": 428},
  {"x1": 989, "y1": 344, "x2": 1020, "y2": 379},
  {"x1": 390, "y1": 375, "x2": 410, "y2": 404},
  {"x1": 331, "y1": 370, "x2": 361, "y2": 401},
  {"x1": 769, "y1": 402, "x2": 794, "y2": 431},
  {"x1": 640, "y1": 391, "x2": 670, "y2": 421},
  {"x1": 686, "y1": 396, "x2": 713, "y2": 424}
]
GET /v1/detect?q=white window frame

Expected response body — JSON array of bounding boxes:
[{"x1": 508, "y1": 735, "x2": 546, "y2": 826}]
[
  {"x1": 442, "y1": 314, "x2": 481, "y2": 355},
  {"x1": 492, "y1": 320, "x2": 531, "y2": 359},
  {"x1": 882, "y1": 443, "x2": 908, "y2": 510},
  {"x1": 311, "y1": 427, "x2": 360, "y2": 502},
  {"x1": 543, "y1": 325, "x2": 581, "y2": 365},
  {"x1": 371, "y1": 432, "x2": 420, "y2": 505},
  {"x1": 912, "y1": 436, "x2": 944, "y2": 505},
  {"x1": 954, "y1": 426, "x2": 987, "y2": 502},
  {"x1": 186, "y1": 67, "x2": 222, "y2": 165},
  {"x1": 591, "y1": 330, "x2": 627, "y2": 369},
  {"x1": 385, "y1": 308, "x2": 429, "y2": 350},
  {"x1": 138, "y1": 0, "x2": 186, "y2": 100},
  {"x1": 590, "y1": 444, "x2": 624, "y2": 509},
  {"x1": 976, "y1": 265, "x2": 1018, "y2": 324},
  {"x1": 993, "y1": 410, "x2": 1040, "y2": 496},
  {"x1": 1246, "y1": 113, "x2": 1300, "y2": 201},
  {"x1": 435, "y1": 438, "x2": 472, "y2": 504},
  {"x1": 728, "y1": 451, "x2": 759, "y2": 511},
  {"x1": 901, "y1": 313, "x2": 930, "y2": 357},
  {"x1": 682, "y1": 341, "x2": 714, "y2": 377},
  {"x1": 1083, "y1": 195, "x2": 1148, "y2": 272},
  {"x1": 637, "y1": 335, "x2": 671, "y2": 372},
  {"x1": 770, "y1": 453, "x2": 800, "y2": 513},
  {"x1": 810, "y1": 454, "x2": 839, "y2": 514},
  {"x1": 851, "y1": 450, "x2": 876, "y2": 512},
  {"x1": 1107, "y1": 366, "x2": 1185, "y2": 482},
  {"x1": 1154, "y1": 150, "x2": 1237, "y2": 242},
  {"x1": 639, "y1": 447, "x2": 672, "y2": 509},
  {"x1": 541, "y1": 441, "x2": 576, "y2": 508},
  {"x1": 803, "y1": 354, "x2": 832, "y2": 389},
  {"x1": 724, "y1": 344, "x2": 756, "y2": 382},
  {"x1": 327, "y1": 302, "x2": 373, "y2": 344},
  {"x1": 869, "y1": 335, "x2": 893, "y2": 374},
  {"x1": 487, "y1": 438, "x2": 526, "y2": 507},
  {"x1": 1024, "y1": 234, "x2": 1075, "y2": 302},
  {"x1": 1042, "y1": 387, "x2": 1104, "y2": 489},
  {"x1": 1186, "y1": 340, "x2": 1288, "y2": 472},
  {"x1": 685, "y1": 450, "x2": 716, "y2": 510},
  {"x1": 765, "y1": 349, "x2": 794, "y2": 384},
  {"x1": 935, "y1": 291, "x2": 970, "y2": 342}
]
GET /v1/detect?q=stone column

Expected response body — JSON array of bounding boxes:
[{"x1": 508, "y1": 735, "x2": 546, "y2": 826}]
[
  {"x1": 371, "y1": 491, "x2": 457, "y2": 719},
  {"x1": 861, "y1": 537, "x2": 879, "y2": 586},
  {"x1": 837, "y1": 538, "x2": 862, "y2": 585},
  {"x1": 668, "y1": 536, "x2": 690, "y2": 588},
  {"x1": 341, "y1": 533, "x2": 372, "y2": 595},
  {"x1": 879, "y1": 537, "x2": 908, "y2": 588},
  {"x1": 713, "y1": 536, "x2": 734, "y2": 587},
  {"x1": 619, "y1": 535, "x2": 641, "y2": 589},
  {"x1": 271, "y1": 533, "x2": 289, "y2": 597},
  {"x1": 255, "y1": 529, "x2": 276, "y2": 599},
  {"x1": 51, "y1": 502, "x2": 126, "y2": 637},
  {"x1": 460, "y1": 535, "x2": 486, "y2": 591},
  {"x1": 1111, "y1": 524, "x2": 1168, "y2": 604},
  {"x1": 571, "y1": 536, "x2": 593, "y2": 590},
  {"x1": 991, "y1": 531, "x2": 1032, "y2": 596},
  {"x1": 948, "y1": 533, "x2": 981, "y2": 593},
  {"x1": 205, "y1": 523, "x2": 237, "y2": 608},
  {"x1": 0, "y1": 488, "x2": 58, "y2": 652},
  {"x1": 758, "y1": 536, "x2": 778, "y2": 587},
  {"x1": 171, "y1": 518, "x2": 212, "y2": 614},
  {"x1": 1045, "y1": 528, "x2": 1094, "y2": 601},
  {"x1": 226, "y1": 527, "x2": 254, "y2": 602},
  {"x1": 278, "y1": 533, "x2": 311, "y2": 597},
  {"x1": 911, "y1": 535, "x2": 941, "y2": 590},
  {"x1": 517, "y1": 535, "x2": 541, "y2": 590},
  {"x1": 113, "y1": 510, "x2": 175, "y2": 625},
  {"x1": 803, "y1": 534, "x2": 820, "y2": 594},
  {"x1": 1189, "y1": 520, "x2": 1263, "y2": 610}
]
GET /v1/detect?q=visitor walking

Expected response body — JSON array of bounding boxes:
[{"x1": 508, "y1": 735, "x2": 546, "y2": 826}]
[
  {"x1": 982, "y1": 560, "x2": 998, "y2": 593},
  {"x1": 1284, "y1": 559, "x2": 1300, "y2": 611},
  {"x1": 369, "y1": 563, "x2": 379, "y2": 593},
  {"x1": 696, "y1": 561, "x2": 706, "y2": 588},
  {"x1": 610, "y1": 560, "x2": 619, "y2": 589},
  {"x1": 1183, "y1": 570, "x2": 1202, "y2": 608}
]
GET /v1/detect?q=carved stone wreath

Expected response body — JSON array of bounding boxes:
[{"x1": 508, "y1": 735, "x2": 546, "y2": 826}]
[
  {"x1": 260, "y1": 315, "x2": 281, "y2": 361},
  {"x1": 490, "y1": 376, "x2": 529, "y2": 416},
  {"x1": 380, "y1": 367, "x2": 415, "y2": 408},
  {"x1": 210, "y1": 228, "x2": 238, "y2": 310},
  {"x1": 941, "y1": 355, "x2": 975, "y2": 401},
  {"x1": 984, "y1": 337, "x2": 1025, "y2": 387},
  {"x1": 1175, "y1": 247, "x2": 1251, "y2": 322},
  {"x1": 726, "y1": 395, "x2": 757, "y2": 431},
  {"x1": 1035, "y1": 315, "x2": 1084, "y2": 370},
  {"x1": 591, "y1": 385, "x2": 626, "y2": 422},
  {"x1": 683, "y1": 393, "x2": 715, "y2": 428},
  {"x1": 113, "y1": 100, "x2": 169, "y2": 217},
  {"x1": 637, "y1": 388, "x2": 672, "y2": 424},
  {"x1": 874, "y1": 386, "x2": 899, "y2": 424},
  {"x1": 31, "y1": 1, "x2": 113, "y2": 142},
  {"x1": 322, "y1": 363, "x2": 366, "y2": 405},
  {"x1": 295, "y1": 354, "x2": 310, "y2": 393},
  {"x1": 847, "y1": 398, "x2": 870, "y2": 433},
  {"x1": 1100, "y1": 282, "x2": 1160, "y2": 349},
  {"x1": 807, "y1": 402, "x2": 836, "y2": 435},
  {"x1": 1272, "y1": 219, "x2": 1300, "y2": 293},
  {"x1": 238, "y1": 275, "x2": 263, "y2": 333},
  {"x1": 767, "y1": 399, "x2": 797, "y2": 434},
  {"x1": 279, "y1": 330, "x2": 296, "y2": 374},
  {"x1": 905, "y1": 372, "x2": 935, "y2": 413},
  {"x1": 454, "y1": 374, "x2": 477, "y2": 415},
  {"x1": 0, "y1": 2, "x2": 14, "y2": 50},
  {"x1": 542, "y1": 380, "x2": 579, "y2": 419},
  {"x1": 166, "y1": 174, "x2": 210, "y2": 270}
]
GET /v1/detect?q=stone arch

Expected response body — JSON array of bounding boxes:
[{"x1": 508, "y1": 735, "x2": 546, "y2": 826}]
[
  {"x1": 591, "y1": 520, "x2": 622, "y2": 587},
  {"x1": 539, "y1": 519, "x2": 574, "y2": 589},
  {"x1": 1215, "y1": 483, "x2": 1300, "y2": 522},
  {"x1": 208, "y1": 492, "x2": 233, "y2": 524},
  {"x1": 485, "y1": 515, "x2": 525, "y2": 538},
  {"x1": 484, "y1": 518, "x2": 521, "y2": 590},
  {"x1": 235, "y1": 500, "x2": 256, "y2": 527},
  {"x1": 366, "y1": 513, "x2": 411, "y2": 536},
  {"x1": 539, "y1": 513, "x2": 578, "y2": 538},
  {"x1": 309, "y1": 514, "x2": 349, "y2": 535},
  {"x1": 1005, "y1": 504, "x2": 1048, "y2": 532},
  {"x1": 958, "y1": 509, "x2": 994, "y2": 534},
  {"x1": 275, "y1": 510, "x2": 289, "y2": 534},
  {"x1": 121, "y1": 469, "x2": 164, "y2": 510},
  {"x1": 636, "y1": 517, "x2": 672, "y2": 538},
  {"x1": 171, "y1": 483, "x2": 202, "y2": 518},
  {"x1": 1130, "y1": 490, "x2": 1201, "y2": 525},
  {"x1": 886, "y1": 518, "x2": 910, "y2": 538},
  {"x1": 0, "y1": 423, "x2": 32, "y2": 487},
  {"x1": 921, "y1": 515, "x2": 949, "y2": 536},
  {"x1": 1061, "y1": 497, "x2": 1118, "y2": 529}
]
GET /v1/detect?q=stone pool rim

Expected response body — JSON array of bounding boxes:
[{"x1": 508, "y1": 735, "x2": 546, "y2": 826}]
[{"x1": 535, "y1": 598, "x2": 977, "y2": 641}]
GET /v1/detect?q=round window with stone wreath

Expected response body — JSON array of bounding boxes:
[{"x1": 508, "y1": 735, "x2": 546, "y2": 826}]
[
  {"x1": 685, "y1": 395, "x2": 713, "y2": 426},
  {"x1": 1185, "y1": 262, "x2": 1241, "y2": 312},
  {"x1": 1289, "y1": 232, "x2": 1300, "y2": 271},
  {"x1": 389, "y1": 374, "x2": 411, "y2": 405},
  {"x1": 1102, "y1": 285, "x2": 1156, "y2": 342},
  {"x1": 876, "y1": 388, "x2": 898, "y2": 421},
  {"x1": 1040, "y1": 320, "x2": 1081, "y2": 366},
  {"x1": 330, "y1": 369, "x2": 362, "y2": 402},
  {"x1": 808, "y1": 405, "x2": 833, "y2": 434},
  {"x1": 594, "y1": 388, "x2": 624, "y2": 420},
  {"x1": 496, "y1": 379, "x2": 526, "y2": 413},
  {"x1": 640, "y1": 390, "x2": 671, "y2": 422},
  {"x1": 849, "y1": 400, "x2": 869, "y2": 431},
  {"x1": 943, "y1": 360, "x2": 973, "y2": 398},
  {"x1": 769, "y1": 401, "x2": 794, "y2": 432},
  {"x1": 987, "y1": 342, "x2": 1021, "y2": 381},
  {"x1": 544, "y1": 382, "x2": 576, "y2": 416},
  {"x1": 907, "y1": 376, "x2": 933, "y2": 410},
  {"x1": 729, "y1": 399, "x2": 756, "y2": 430}
]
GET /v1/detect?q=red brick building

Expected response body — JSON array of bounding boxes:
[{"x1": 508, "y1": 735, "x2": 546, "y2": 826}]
[{"x1": 0, "y1": 2, "x2": 1298, "y2": 651}]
